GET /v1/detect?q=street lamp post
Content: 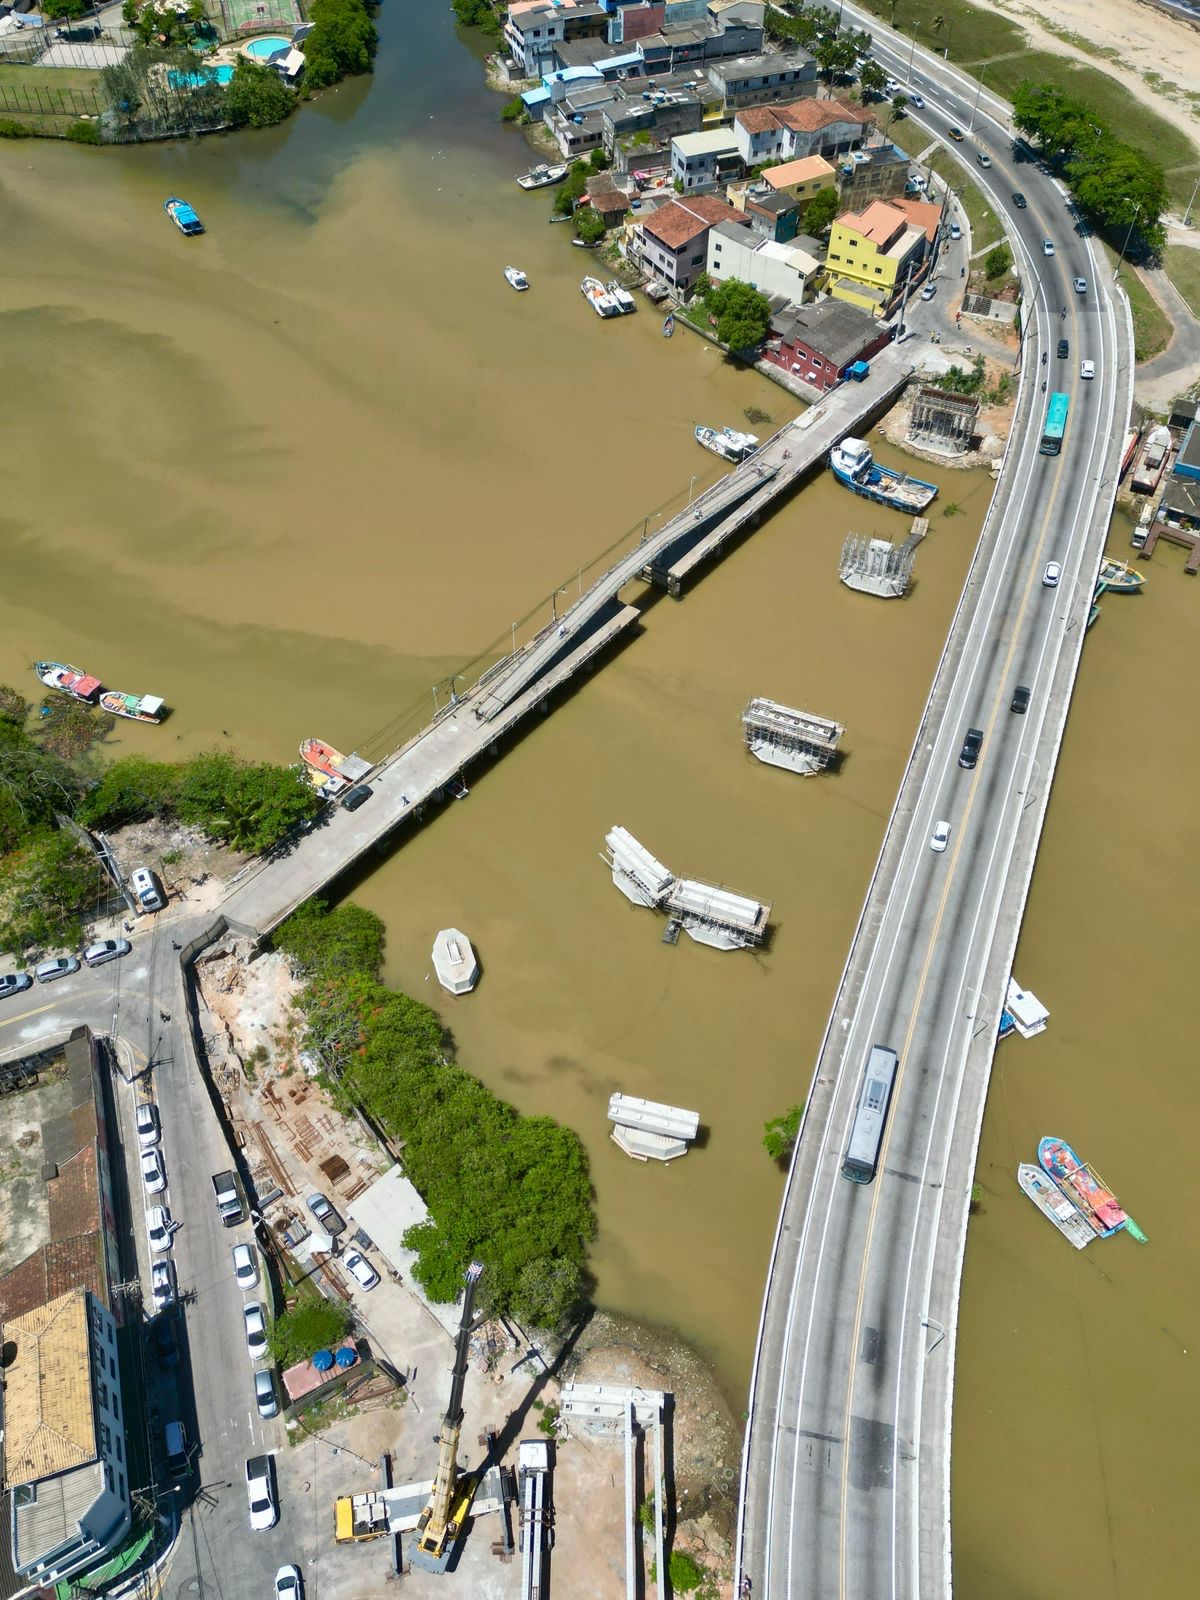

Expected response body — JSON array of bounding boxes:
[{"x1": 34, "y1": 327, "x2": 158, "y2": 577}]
[
  {"x1": 908, "y1": 25, "x2": 919, "y2": 77},
  {"x1": 1185, "y1": 174, "x2": 1200, "y2": 228},
  {"x1": 1115, "y1": 199, "x2": 1142, "y2": 278},
  {"x1": 966, "y1": 73, "x2": 985, "y2": 137}
]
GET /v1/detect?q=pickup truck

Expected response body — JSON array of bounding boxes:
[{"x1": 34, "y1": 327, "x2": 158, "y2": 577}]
[{"x1": 212, "y1": 1169, "x2": 245, "y2": 1227}]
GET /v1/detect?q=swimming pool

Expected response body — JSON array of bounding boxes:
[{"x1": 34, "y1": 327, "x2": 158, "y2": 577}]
[
  {"x1": 168, "y1": 64, "x2": 236, "y2": 89},
  {"x1": 243, "y1": 35, "x2": 291, "y2": 60}
]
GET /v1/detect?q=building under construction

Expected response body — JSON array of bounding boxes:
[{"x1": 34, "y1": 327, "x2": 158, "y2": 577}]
[
  {"x1": 839, "y1": 517, "x2": 928, "y2": 598},
  {"x1": 742, "y1": 697, "x2": 844, "y2": 776},
  {"x1": 906, "y1": 385, "x2": 980, "y2": 455}
]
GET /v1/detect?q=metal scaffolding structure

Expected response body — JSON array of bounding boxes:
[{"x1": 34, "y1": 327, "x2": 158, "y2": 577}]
[
  {"x1": 907, "y1": 385, "x2": 979, "y2": 455},
  {"x1": 742, "y1": 697, "x2": 845, "y2": 776},
  {"x1": 838, "y1": 519, "x2": 926, "y2": 598}
]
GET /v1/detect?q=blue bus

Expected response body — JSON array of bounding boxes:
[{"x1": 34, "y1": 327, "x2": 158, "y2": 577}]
[
  {"x1": 841, "y1": 1045, "x2": 899, "y2": 1184},
  {"x1": 1039, "y1": 391, "x2": 1070, "y2": 456}
]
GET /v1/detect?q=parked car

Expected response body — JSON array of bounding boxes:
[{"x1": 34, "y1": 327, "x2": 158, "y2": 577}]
[
  {"x1": 35, "y1": 956, "x2": 79, "y2": 984},
  {"x1": 232, "y1": 1242, "x2": 259, "y2": 1290},
  {"x1": 165, "y1": 1419, "x2": 190, "y2": 1477},
  {"x1": 274, "y1": 1568, "x2": 303, "y2": 1600},
  {"x1": 342, "y1": 784, "x2": 372, "y2": 812},
  {"x1": 245, "y1": 1455, "x2": 278, "y2": 1531},
  {"x1": 136, "y1": 1100, "x2": 161, "y2": 1149},
  {"x1": 305, "y1": 1192, "x2": 346, "y2": 1236},
  {"x1": 146, "y1": 1205, "x2": 175, "y2": 1253},
  {"x1": 244, "y1": 1302, "x2": 269, "y2": 1361},
  {"x1": 929, "y1": 820, "x2": 951, "y2": 853},
  {"x1": 1042, "y1": 238, "x2": 1055, "y2": 256},
  {"x1": 1073, "y1": 276, "x2": 1088, "y2": 294},
  {"x1": 343, "y1": 1249, "x2": 380, "y2": 1291},
  {"x1": 0, "y1": 972, "x2": 33, "y2": 1000},
  {"x1": 151, "y1": 1259, "x2": 177, "y2": 1311},
  {"x1": 1042, "y1": 560, "x2": 1062, "y2": 587},
  {"x1": 254, "y1": 1369, "x2": 279, "y2": 1419},
  {"x1": 920, "y1": 284, "x2": 936, "y2": 300},
  {"x1": 1080, "y1": 359, "x2": 1095, "y2": 379},
  {"x1": 83, "y1": 938, "x2": 131, "y2": 967},
  {"x1": 153, "y1": 1310, "x2": 179, "y2": 1367},
  {"x1": 948, "y1": 221, "x2": 961, "y2": 240},
  {"x1": 1011, "y1": 192, "x2": 1027, "y2": 208},
  {"x1": 141, "y1": 1148, "x2": 167, "y2": 1195},
  {"x1": 1011, "y1": 685, "x2": 1031, "y2": 714}
]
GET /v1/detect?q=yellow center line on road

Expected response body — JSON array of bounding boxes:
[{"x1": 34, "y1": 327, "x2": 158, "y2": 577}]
[
  {"x1": 0, "y1": 1000, "x2": 60, "y2": 1030},
  {"x1": 836, "y1": 419, "x2": 1074, "y2": 1598}
]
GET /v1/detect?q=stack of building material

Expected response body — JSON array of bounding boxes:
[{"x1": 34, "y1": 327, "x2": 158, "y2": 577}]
[{"x1": 608, "y1": 1094, "x2": 700, "y2": 1162}]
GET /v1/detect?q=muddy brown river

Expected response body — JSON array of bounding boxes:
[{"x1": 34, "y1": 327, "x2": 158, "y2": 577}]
[{"x1": 2, "y1": 8, "x2": 1196, "y2": 1592}]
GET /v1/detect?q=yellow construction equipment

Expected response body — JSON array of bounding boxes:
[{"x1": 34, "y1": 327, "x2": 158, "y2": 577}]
[
  {"x1": 334, "y1": 1492, "x2": 389, "y2": 1543},
  {"x1": 414, "y1": 1261, "x2": 484, "y2": 1569}
]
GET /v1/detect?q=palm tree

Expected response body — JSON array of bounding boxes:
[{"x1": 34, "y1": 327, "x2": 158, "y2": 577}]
[{"x1": 932, "y1": 13, "x2": 952, "y2": 58}]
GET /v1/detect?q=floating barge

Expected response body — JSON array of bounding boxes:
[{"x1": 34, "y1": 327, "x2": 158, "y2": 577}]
[
  {"x1": 829, "y1": 437, "x2": 938, "y2": 512},
  {"x1": 663, "y1": 878, "x2": 769, "y2": 951},
  {"x1": 608, "y1": 1094, "x2": 700, "y2": 1163},
  {"x1": 432, "y1": 928, "x2": 479, "y2": 995},
  {"x1": 742, "y1": 698, "x2": 843, "y2": 775},
  {"x1": 1017, "y1": 1162, "x2": 1096, "y2": 1250},
  {"x1": 603, "y1": 826, "x2": 673, "y2": 908}
]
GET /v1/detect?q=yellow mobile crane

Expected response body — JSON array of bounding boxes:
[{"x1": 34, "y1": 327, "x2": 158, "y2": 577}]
[{"x1": 414, "y1": 1261, "x2": 484, "y2": 1570}]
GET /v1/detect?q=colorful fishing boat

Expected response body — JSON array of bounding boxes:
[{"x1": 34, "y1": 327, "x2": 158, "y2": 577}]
[
  {"x1": 581, "y1": 276, "x2": 620, "y2": 318},
  {"x1": 34, "y1": 661, "x2": 102, "y2": 704},
  {"x1": 1129, "y1": 424, "x2": 1171, "y2": 495},
  {"x1": 100, "y1": 690, "x2": 166, "y2": 724},
  {"x1": 1038, "y1": 1136, "x2": 1145, "y2": 1240},
  {"x1": 1095, "y1": 556, "x2": 1146, "y2": 593},
  {"x1": 164, "y1": 197, "x2": 204, "y2": 237},
  {"x1": 662, "y1": 313, "x2": 675, "y2": 337},
  {"x1": 1017, "y1": 1163, "x2": 1097, "y2": 1250},
  {"x1": 299, "y1": 738, "x2": 374, "y2": 787},
  {"x1": 830, "y1": 438, "x2": 938, "y2": 513}
]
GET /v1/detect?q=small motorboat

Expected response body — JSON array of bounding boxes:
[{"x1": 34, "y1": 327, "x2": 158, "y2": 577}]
[
  {"x1": 504, "y1": 265, "x2": 530, "y2": 291},
  {"x1": 1095, "y1": 556, "x2": 1145, "y2": 593},
  {"x1": 695, "y1": 425, "x2": 757, "y2": 463},
  {"x1": 605, "y1": 280, "x2": 636, "y2": 314},
  {"x1": 34, "y1": 661, "x2": 102, "y2": 704},
  {"x1": 516, "y1": 162, "x2": 569, "y2": 190},
  {"x1": 571, "y1": 236, "x2": 597, "y2": 248},
  {"x1": 100, "y1": 690, "x2": 166, "y2": 724},
  {"x1": 581, "y1": 276, "x2": 620, "y2": 318},
  {"x1": 164, "y1": 197, "x2": 204, "y2": 237},
  {"x1": 662, "y1": 313, "x2": 675, "y2": 337},
  {"x1": 432, "y1": 928, "x2": 479, "y2": 995}
]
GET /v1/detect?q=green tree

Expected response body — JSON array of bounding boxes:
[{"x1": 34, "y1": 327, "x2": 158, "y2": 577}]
[
  {"x1": 272, "y1": 898, "x2": 387, "y2": 979},
  {"x1": 763, "y1": 1104, "x2": 804, "y2": 1162},
  {"x1": 0, "y1": 717, "x2": 83, "y2": 855},
  {"x1": 588, "y1": 146, "x2": 610, "y2": 172},
  {"x1": 574, "y1": 206, "x2": 605, "y2": 244},
  {"x1": 705, "y1": 278, "x2": 771, "y2": 352},
  {"x1": 176, "y1": 752, "x2": 319, "y2": 853},
  {"x1": 0, "y1": 688, "x2": 29, "y2": 725},
  {"x1": 803, "y1": 184, "x2": 841, "y2": 236},
  {"x1": 668, "y1": 1551, "x2": 704, "y2": 1593},
  {"x1": 77, "y1": 756, "x2": 181, "y2": 829},
  {"x1": 887, "y1": 92, "x2": 908, "y2": 129},
  {"x1": 0, "y1": 832, "x2": 106, "y2": 956},
  {"x1": 451, "y1": 0, "x2": 499, "y2": 31},
  {"x1": 814, "y1": 35, "x2": 857, "y2": 84},
  {"x1": 302, "y1": 0, "x2": 379, "y2": 90},
  {"x1": 269, "y1": 1297, "x2": 351, "y2": 1366},
  {"x1": 859, "y1": 60, "x2": 887, "y2": 100},
  {"x1": 46, "y1": 0, "x2": 91, "y2": 19},
  {"x1": 224, "y1": 59, "x2": 295, "y2": 129},
  {"x1": 500, "y1": 95, "x2": 523, "y2": 123},
  {"x1": 984, "y1": 242, "x2": 1012, "y2": 278}
]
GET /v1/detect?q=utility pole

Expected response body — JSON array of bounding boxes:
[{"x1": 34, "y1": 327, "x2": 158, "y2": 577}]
[
  {"x1": 1183, "y1": 174, "x2": 1199, "y2": 228},
  {"x1": 966, "y1": 73, "x2": 985, "y2": 137}
]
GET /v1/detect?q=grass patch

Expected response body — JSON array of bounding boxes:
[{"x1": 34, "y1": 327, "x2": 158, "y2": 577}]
[
  {"x1": 1164, "y1": 245, "x2": 1200, "y2": 320},
  {"x1": 0, "y1": 63, "x2": 104, "y2": 99},
  {"x1": 1100, "y1": 242, "x2": 1172, "y2": 361},
  {"x1": 924, "y1": 148, "x2": 1004, "y2": 252},
  {"x1": 854, "y1": 0, "x2": 1022, "y2": 64}
]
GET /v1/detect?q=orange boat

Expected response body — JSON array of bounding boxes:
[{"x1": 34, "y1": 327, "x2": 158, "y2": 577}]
[{"x1": 300, "y1": 738, "x2": 347, "y2": 781}]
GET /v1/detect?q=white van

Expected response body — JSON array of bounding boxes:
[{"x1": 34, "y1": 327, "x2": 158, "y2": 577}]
[{"x1": 130, "y1": 867, "x2": 165, "y2": 913}]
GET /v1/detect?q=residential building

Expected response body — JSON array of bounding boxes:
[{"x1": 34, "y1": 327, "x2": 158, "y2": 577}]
[
  {"x1": 825, "y1": 198, "x2": 928, "y2": 316},
  {"x1": 1173, "y1": 417, "x2": 1200, "y2": 481},
  {"x1": 760, "y1": 152, "x2": 835, "y2": 205},
  {"x1": 890, "y1": 195, "x2": 941, "y2": 245},
  {"x1": 707, "y1": 50, "x2": 817, "y2": 110},
  {"x1": 744, "y1": 187, "x2": 803, "y2": 242},
  {"x1": 634, "y1": 194, "x2": 751, "y2": 293},
  {"x1": 505, "y1": 3, "x2": 573, "y2": 78},
  {"x1": 1156, "y1": 475, "x2": 1200, "y2": 532},
  {"x1": 3, "y1": 1289, "x2": 132, "y2": 1588},
  {"x1": 707, "y1": 0, "x2": 765, "y2": 27},
  {"x1": 762, "y1": 297, "x2": 892, "y2": 391},
  {"x1": 834, "y1": 139, "x2": 911, "y2": 205},
  {"x1": 706, "y1": 220, "x2": 819, "y2": 304},
  {"x1": 610, "y1": 2, "x2": 667, "y2": 45},
  {"x1": 586, "y1": 173, "x2": 633, "y2": 227},
  {"x1": 777, "y1": 97, "x2": 873, "y2": 160},
  {"x1": 636, "y1": 16, "x2": 764, "y2": 73},
  {"x1": 604, "y1": 91, "x2": 704, "y2": 161},
  {"x1": 671, "y1": 127, "x2": 742, "y2": 192}
]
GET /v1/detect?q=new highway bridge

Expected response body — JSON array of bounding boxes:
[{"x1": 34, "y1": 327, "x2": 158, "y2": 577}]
[{"x1": 735, "y1": 14, "x2": 1134, "y2": 1600}]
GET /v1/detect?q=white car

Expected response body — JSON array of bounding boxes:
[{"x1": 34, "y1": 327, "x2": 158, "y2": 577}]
[
  {"x1": 1042, "y1": 239, "x2": 1055, "y2": 256},
  {"x1": 1080, "y1": 359, "x2": 1095, "y2": 379},
  {"x1": 948, "y1": 221, "x2": 962, "y2": 240},
  {"x1": 141, "y1": 1148, "x2": 167, "y2": 1195},
  {"x1": 274, "y1": 1567, "x2": 303, "y2": 1600},
  {"x1": 245, "y1": 1455, "x2": 278, "y2": 1531},
  {"x1": 146, "y1": 1205, "x2": 175, "y2": 1253},
  {"x1": 1073, "y1": 276, "x2": 1087, "y2": 294},
  {"x1": 83, "y1": 938, "x2": 131, "y2": 967},
  {"x1": 929, "y1": 820, "x2": 951, "y2": 854},
  {"x1": 35, "y1": 956, "x2": 80, "y2": 984},
  {"x1": 130, "y1": 866, "x2": 166, "y2": 912},
  {"x1": 920, "y1": 284, "x2": 936, "y2": 300},
  {"x1": 255, "y1": 1368, "x2": 279, "y2": 1419},
  {"x1": 976, "y1": 151, "x2": 992, "y2": 168},
  {"x1": 244, "y1": 1301, "x2": 269, "y2": 1360},
  {"x1": 232, "y1": 1242, "x2": 259, "y2": 1290},
  {"x1": 1042, "y1": 560, "x2": 1062, "y2": 587},
  {"x1": 151, "y1": 1259, "x2": 177, "y2": 1310},
  {"x1": 343, "y1": 1249, "x2": 380, "y2": 1291},
  {"x1": 908, "y1": 92, "x2": 925, "y2": 109},
  {"x1": 136, "y1": 1101, "x2": 160, "y2": 1150}
]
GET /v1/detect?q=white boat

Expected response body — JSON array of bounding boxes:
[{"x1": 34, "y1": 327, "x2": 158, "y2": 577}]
[
  {"x1": 1017, "y1": 1163, "x2": 1096, "y2": 1250},
  {"x1": 432, "y1": 928, "x2": 479, "y2": 995},
  {"x1": 34, "y1": 661, "x2": 102, "y2": 704},
  {"x1": 504, "y1": 265, "x2": 529, "y2": 291},
  {"x1": 100, "y1": 690, "x2": 166, "y2": 724},
  {"x1": 581, "y1": 276, "x2": 620, "y2": 318},
  {"x1": 695, "y1": 424, "x2": 756, "y2": 463},
  {"x1": 605, "y1": 280, "x2": 636, "y2": 314},
  {"x1": 516, "y1": 162, "x2": 569, "y2": 190}
]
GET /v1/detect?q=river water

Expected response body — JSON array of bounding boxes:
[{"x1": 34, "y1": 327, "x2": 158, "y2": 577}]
[{"x1": 2, "y1": 7, "x2": 1195, "y2": 1590}]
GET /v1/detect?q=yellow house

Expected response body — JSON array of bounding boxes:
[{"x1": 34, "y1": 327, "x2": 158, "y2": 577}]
[
  {"x1": 825, "y1": 199, "x2": 927, "y2": 316},
  {"x1": 758, "y1": 153, "x2": 836, "y2": 206}
]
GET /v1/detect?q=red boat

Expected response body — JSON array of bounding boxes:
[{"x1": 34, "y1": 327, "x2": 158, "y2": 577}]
[{"x1": 35, "y1": 660, "x2": 102, "y2": 704}]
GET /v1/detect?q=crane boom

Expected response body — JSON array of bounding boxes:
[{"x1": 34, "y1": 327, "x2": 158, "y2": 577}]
[{"x1": 415, "y1": 1261, "x2": 484, "y2": 1563}]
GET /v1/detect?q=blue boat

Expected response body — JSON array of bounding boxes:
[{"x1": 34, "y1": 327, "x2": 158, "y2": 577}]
[
  {"x1": 663, "y1": 313, "x2": 675, "y2": 338},
  {"x1": 164, "y1": 197, "x2": 204, "y2": 237},
  {"x1": 829, "y1": 437, "x2": 938, "y2": 513}
]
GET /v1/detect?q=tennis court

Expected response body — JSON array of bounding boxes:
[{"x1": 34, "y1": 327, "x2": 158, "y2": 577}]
[{"x1": 221, "y1": 0, "x2": 299, "y2": 34}]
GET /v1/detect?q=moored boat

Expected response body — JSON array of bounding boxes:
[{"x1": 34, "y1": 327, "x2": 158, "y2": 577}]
[
  {"x1": 829, "y1": 437, "x2": 938, "y2": 512},
  {"x1": 100, "y1": 690, "x2": 166, "y2": 724},
  {"x1": 605, "y1": 280, "x2": 636, "y2": 313},
  {"x1": 34, "y1": 661, "x2": 102, "y2": 704},
  {"x1": 516, "y1": 162, "x2": 569, "y2": 190},
  {"x1": 695, "y1": 424, "x2": 755, "y2": 463},
  {"x1": 432, "y1": 928, "x2": 479, "y2": 995},
  {"x1": 504, "y1": 265, "x2": 530, "y2": 291},
  {"x1": 1038, "y1": 1137, "x2": 1132, "y2": 1238},
  {"x1": 300, "y1": 737, "x2": 348, "y2": 781},
  {"x1": 581, "y1": 276, "x2": 620, "y2": 318},
  {"x1": 1129, "y1": 424, "x2": 1171, "y2": 495},
  {"x1": 662, "y1": 313, "x2": 675, "y2": 337},
  {"x1": 164, "y1": 197, "x2": 204, "y2": 237},
  {"x1": 1017, "y1": 1162, "x2": 1097, "y2": 1249},
  {"x1": 1095, "y1": 556, "x2": 1145, "y2": 593}
]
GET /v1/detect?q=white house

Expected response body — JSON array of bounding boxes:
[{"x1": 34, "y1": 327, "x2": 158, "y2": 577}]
[
  {"x1": 5, "y1": 1289, "x2": 133, "y2": 1589},
  {"x1": 670, "y1": 127, "x2": 742, "y2": 192},
  {"x1": 706, "y1": 219, "x2": 819, "y2": 304}
]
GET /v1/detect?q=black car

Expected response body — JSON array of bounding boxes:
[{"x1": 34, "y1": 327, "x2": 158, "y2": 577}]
[
  {"x1": 152, "y1": 1311, "x2": 179, "y2": 1368},
  {"x1": 958, "y1": 727, "x2": 984, "y2": 770},
  {"x1": 1011, "y1": 192, "x2": 1027, "y2": 208},
  {"x1": 342, "y1": 784, "x2": 372, "y2": 811},
  {"x1": 1010, "y1": 685, "x2": 1031, "y2": 715},
  {"x1": 1057, "y1": 338, "x2": 1069, "y2": 359}
]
